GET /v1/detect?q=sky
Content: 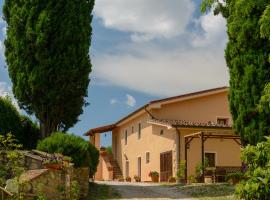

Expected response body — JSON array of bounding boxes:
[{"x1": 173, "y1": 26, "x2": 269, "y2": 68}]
[{"x1": 0, "y1": 0, "x2": 228, "y2": 147}]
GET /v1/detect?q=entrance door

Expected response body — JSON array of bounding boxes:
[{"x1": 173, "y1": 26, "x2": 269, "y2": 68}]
[
  {"x1": 160, "y1": 151, "x2": 173, "y2": 182},
  {"x1": 138, "y1": 157, "x2": 141, "y2": 178}
]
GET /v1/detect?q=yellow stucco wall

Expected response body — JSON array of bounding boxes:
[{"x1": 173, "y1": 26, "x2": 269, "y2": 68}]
[
  {"x1": 152, "y1": 91, "x2": 232, "y2": 124},
  {"x1": 112, "y1": 113, "x2": 177, "y2": 182}
]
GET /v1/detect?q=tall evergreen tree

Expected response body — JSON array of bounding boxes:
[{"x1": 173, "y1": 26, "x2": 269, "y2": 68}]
[
  {"x1": 3, "y1": 0, "x2": 95, "y2": 138},
  {"x1": 202, "y1": 0, "x2": 270, "y2": 145}
]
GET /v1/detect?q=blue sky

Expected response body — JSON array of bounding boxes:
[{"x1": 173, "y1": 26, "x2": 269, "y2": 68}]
[{"x1": 0, "y1": 0, "x2": 228, "y2": 147}]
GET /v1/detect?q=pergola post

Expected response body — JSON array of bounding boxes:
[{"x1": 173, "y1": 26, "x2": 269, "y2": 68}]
[
  {"x1": 201, "y1": 132, "x2": 205, "y2": 182},
  {"x1": 185, "y1": 137, "x2": 188, "y2": 182}
]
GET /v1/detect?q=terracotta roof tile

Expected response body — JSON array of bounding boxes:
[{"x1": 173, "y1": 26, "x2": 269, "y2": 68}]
[{"x1": 148, "y1": 118, "x2": 232, "y2": 129}]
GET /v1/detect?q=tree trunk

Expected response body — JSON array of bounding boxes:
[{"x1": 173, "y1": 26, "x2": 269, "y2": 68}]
[{"x1": 40, "y1": 118, "x2": 58, "y2": 139}]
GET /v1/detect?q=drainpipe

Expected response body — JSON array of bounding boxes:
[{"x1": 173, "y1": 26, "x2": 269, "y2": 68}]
[{"x1": 175, "y1": 128, "x2": 181, "y2": 173}]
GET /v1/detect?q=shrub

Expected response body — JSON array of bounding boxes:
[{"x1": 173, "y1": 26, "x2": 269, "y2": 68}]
[
  {"x1": 0, "y1": 133, "x2": 24, "y2": 186},
  {"x1": 37, "y1": 132, "x2": 99, "y2": 176},
  {"x1": 176, "y1": 160, "x2": 186, "y2": 180},
  {"x1": 235, "y1": 137, "x2": 270, "y2": 199}
]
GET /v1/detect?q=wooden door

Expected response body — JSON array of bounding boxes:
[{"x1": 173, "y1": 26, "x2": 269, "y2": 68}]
[{"x1": 160, "y1": 151, "x2": 173, "y2": 182}]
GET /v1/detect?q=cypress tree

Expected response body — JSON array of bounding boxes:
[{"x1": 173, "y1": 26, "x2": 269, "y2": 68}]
[
  {"x1": 201, "y1": 0, "x2": 270, "y2": 144},
  {"x1": 3, "y1": 0, "x2": 95, "y2": 138}
]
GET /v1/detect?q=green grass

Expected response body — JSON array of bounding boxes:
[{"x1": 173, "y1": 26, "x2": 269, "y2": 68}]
[
  {"x1": 179, "y1": 183, "x2": 238, "y2": 200},
  {"x1": 88, "y1": 182, "x2": 121, "y2": 200}
]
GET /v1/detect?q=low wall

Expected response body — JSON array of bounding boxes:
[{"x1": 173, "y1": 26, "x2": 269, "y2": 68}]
[{"x1": 73, "y1": 167, "x2": 89, "y2": 199}]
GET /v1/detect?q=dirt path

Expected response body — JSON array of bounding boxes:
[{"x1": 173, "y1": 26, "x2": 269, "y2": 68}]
[{"x1": 97, "y1": 181, "x2": 198, "y2": 200}]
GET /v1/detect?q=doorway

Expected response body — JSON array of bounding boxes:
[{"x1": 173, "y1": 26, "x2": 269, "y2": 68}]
[{"x1": 160, "y1": 151, "x2": 172, "y2": 182}]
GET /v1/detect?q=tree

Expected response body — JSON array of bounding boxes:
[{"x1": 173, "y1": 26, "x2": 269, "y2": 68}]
[
  {"x1": 0, "y1": 96, "x2": 40, "y2": 149},
  {"x1": 201, "y1": 0, "x2": 270, "y2": 145},
  {"x1": 0, "y1": 96, "x2": 21, "y2": 138},
  {"x1": 3, "y1": 0, "x2": 95, "y2": 138}
]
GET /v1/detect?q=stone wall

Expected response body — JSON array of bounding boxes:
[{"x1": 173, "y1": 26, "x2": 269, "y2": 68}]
[{"x1": 73, "y1": 167, "x2": 89, "y2": 199}]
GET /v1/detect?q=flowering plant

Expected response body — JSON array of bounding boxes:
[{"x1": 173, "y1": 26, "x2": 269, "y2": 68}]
[
  {"x1": 42, "y1": 154, "x2": 63, "y2": 165},
  {"x1": 148, "y1": 171, "x2": 159, "y2": 177}
]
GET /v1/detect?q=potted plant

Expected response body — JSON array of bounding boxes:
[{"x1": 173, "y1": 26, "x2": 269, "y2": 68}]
[
  {"x1": 43, "y1": 155, "x2": 62, "y2": 170},
  {"x1": 125, "y1": 176, "x2": 131, "y2": 182},
  {"x1": 100, "y1": 147, "x2": 107, "y2": 156},
  {"x1": 168, "y1": 176, "x2": 176, "y2": 183},
  {"x1": 117, "y1": 176, "x2": 124, "y2": 182},
  {"x1": 134, "y1": 175, "x2": 141, "y2": 182},
  {"x1": 176, "y1": 161, "x2": 186, "y2": 183},
  {"x1": 149, "y1": 171, "x2": 159, "y2": 182}
]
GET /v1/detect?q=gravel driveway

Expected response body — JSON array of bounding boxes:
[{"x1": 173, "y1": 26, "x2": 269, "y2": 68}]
[{"x1": 97, "y1": 181, "x2": 197, "y2": 200}]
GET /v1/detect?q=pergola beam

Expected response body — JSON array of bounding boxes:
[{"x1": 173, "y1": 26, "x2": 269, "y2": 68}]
[{"x1": 184, "y1": 131, "x2": 241, "y2": 183}]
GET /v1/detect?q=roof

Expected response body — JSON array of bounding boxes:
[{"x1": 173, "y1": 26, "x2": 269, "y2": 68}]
[
  {"x1": 148, "y1": 118, "x2": 232, "y2": 129},
  {"x1": 85, "y1": 124, "x2": 117, "y2": 136},
  {"x1": 84, "y1": 86, "x2": 229, "y2": 136},
  {"x1": 150, "y1": 86, "x2": 228, "y2": 104}
]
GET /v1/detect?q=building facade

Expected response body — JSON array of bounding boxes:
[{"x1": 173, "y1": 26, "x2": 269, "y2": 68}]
[{"x1": 86, "y1": 87, "x2": 242, "y2": 182}]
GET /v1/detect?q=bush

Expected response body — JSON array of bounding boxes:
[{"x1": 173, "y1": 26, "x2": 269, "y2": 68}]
[
  {"x1": 37, "y1": 132, "x2": 99, "y2": 176},
  {"x1": 176, "y1": 160, "x2": 186, "y2": 180},
  {"x1": 235, "y1": 137, "x2": 270, "y2": 199}
]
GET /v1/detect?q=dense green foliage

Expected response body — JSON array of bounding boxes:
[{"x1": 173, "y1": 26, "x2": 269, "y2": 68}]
[
  {"x1": 235, "y1": 137, "x2": 270, "y2": 199},
  {"x1": 0, "y1": 97, "x2": 39, "y2": 149},
  {"x1": 202, "y1": 0, "x2": 270, "y2": 145},
  {"x1": 3, "y1": 0, "x2": 95, "y2": 138},
  {"x1": 37, "y1": 132, "x2": 99, "y2": 176},
  {"x1": 0, "y1": 96, "x2": 21, "y2": 137}
]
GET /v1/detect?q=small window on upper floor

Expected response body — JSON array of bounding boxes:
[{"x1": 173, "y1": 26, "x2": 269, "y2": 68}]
[
  {"x1": 138, "y1": 123, "x2": 141, "y2": 139},
  {"x1": 125, "y1": 130, "x2": 128, "y2": 145},
  {"x1": 217, "y1": 118, "x2": 229, "y2": 126},
  {"x1": 146, "y1": 152, "x2": 150, "y2": 164}
]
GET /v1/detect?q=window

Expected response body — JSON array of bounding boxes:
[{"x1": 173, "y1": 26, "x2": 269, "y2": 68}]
[
  {"x1": 132, "y1": 126, "x2": 134, "y2": 133},
  {"x1": 138, "y1": 123, "x2": 141, "y2": 139},
  {"x1": 217, "y1": 118, "x2": 229, "y2": 126},
  {"x1": 125, "y1": 130, "x2": 128, "y2": 145},
  {"x1": 205, "y1": 153, "x2": 216, "y2": 167},
  {"x1": 146, "y1": 152, "x2": 150, "y2": 164}
]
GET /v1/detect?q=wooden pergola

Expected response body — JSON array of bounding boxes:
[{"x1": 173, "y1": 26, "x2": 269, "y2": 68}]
[{"x1": 184, "y1": 131, "x2": 241, "y2": 182}]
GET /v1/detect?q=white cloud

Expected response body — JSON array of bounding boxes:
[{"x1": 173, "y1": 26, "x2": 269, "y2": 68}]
[
  {"x1": 0, "y1": 81, "x2": 20, "y2": 110},
  {"x1": 92, "y1": 3, "x2": 229, "y2": 97},
  {"x1": 110, "y1": 98, "x2": 119, "y2": 105},
  {"x1": 0, "y1": 82, "x2": 11, "y2": 97},
  {"x1": 125, "y1": 94, "x2": 136, "y2": 107},
  {"x1": 191, "y1": 10, "x2": 227, "y2": 47},
  {"x1": 94, "y1": 0, "x2": 195, "y2": 41}
]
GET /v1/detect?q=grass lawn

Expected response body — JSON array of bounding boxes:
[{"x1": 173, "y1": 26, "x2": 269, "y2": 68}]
[
  {"x1": 179, "y1": 183, "x2": 238, "y2": 200},
  {"x1": 88, "y1": 182, "x2": 121, "y2": 200}
]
